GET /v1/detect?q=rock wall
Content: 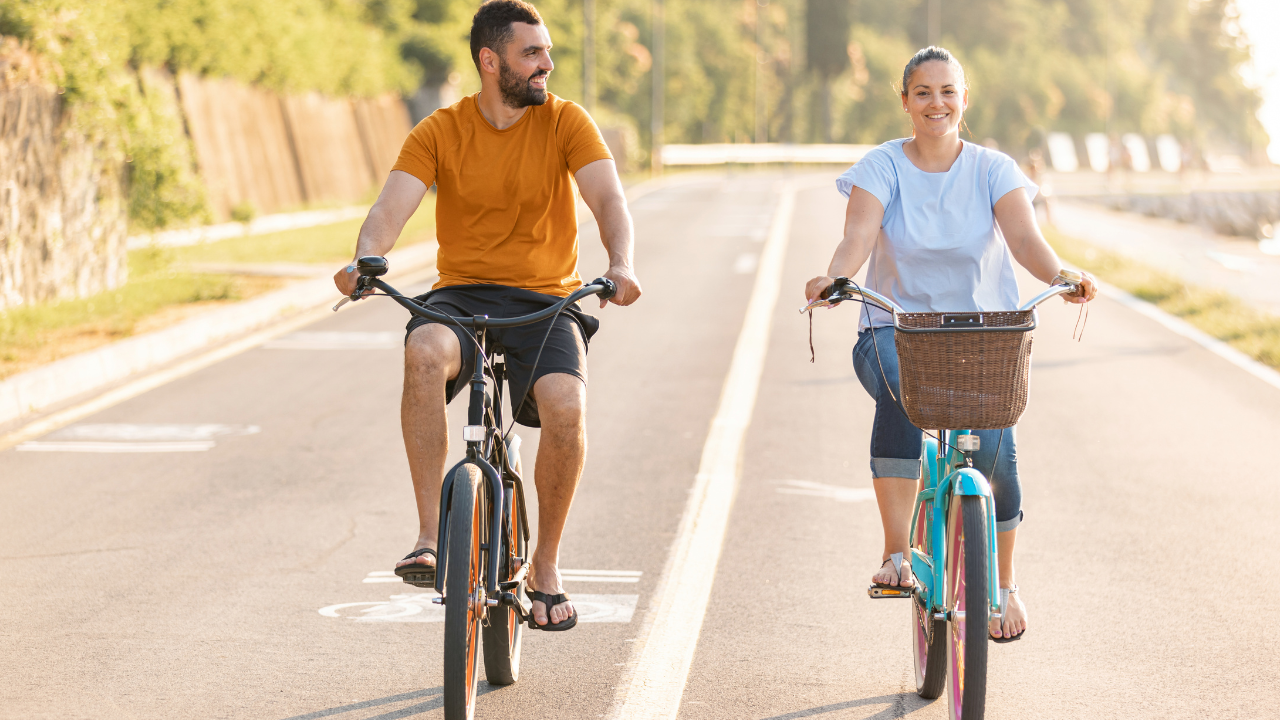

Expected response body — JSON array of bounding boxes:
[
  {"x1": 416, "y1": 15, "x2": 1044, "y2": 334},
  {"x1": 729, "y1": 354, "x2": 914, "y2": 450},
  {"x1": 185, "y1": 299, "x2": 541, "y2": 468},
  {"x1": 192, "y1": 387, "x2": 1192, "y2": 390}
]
[
  {"x1": 0, "y1": 70, "x2": 127, "y2": 312},
  {"x1": 1085, "y1": 191, "x2": 1280, "y2": 238}
]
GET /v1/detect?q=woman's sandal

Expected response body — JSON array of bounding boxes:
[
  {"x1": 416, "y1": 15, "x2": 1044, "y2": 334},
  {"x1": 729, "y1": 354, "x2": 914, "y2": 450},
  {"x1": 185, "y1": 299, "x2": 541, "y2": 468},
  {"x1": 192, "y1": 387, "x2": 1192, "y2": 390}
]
[
  {"x1": 989, "y1": 585, "x2": 1025, "y2": 643},
  {"x1": 393, "y1": 548, "x2": 437, "y2": 588},
  {"x1": 872, "y1": 552, "x2": 915, "y2": 589},
  {"x1": 526, "y1": 588, "x2": 578, "y2": 631}
]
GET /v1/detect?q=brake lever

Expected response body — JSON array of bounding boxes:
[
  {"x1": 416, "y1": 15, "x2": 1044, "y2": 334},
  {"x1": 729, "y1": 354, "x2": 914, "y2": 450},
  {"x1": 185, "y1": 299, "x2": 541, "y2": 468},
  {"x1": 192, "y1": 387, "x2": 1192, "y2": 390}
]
[{"x1": 333, "y1": 297, "x2": 352, "y2": 312}]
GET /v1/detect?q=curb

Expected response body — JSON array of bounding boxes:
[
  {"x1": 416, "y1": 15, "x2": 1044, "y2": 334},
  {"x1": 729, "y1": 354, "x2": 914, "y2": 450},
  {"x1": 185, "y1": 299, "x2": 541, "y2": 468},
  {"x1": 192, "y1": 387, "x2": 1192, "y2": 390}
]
[
  {"x1": 0, "y1": 242, "x2": 436, "y2": 427},
  {"x1": 1097, "y1": 279, "x2": 1280, "y2": 392}
]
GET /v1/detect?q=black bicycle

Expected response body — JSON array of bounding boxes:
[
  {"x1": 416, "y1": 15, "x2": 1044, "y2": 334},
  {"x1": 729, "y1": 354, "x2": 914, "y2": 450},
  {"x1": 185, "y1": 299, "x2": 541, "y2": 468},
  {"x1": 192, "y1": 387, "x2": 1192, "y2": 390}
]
[{"x1": 338, "y1": 256, "x2": 615, "y2": 720}]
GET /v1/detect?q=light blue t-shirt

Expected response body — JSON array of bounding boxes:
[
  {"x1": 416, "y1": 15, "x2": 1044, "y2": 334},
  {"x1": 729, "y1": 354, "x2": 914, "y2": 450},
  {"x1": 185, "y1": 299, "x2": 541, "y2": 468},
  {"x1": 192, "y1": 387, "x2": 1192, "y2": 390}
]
[{"x1": 835, "y1": 138, "x2": 1038, "y2": 331}]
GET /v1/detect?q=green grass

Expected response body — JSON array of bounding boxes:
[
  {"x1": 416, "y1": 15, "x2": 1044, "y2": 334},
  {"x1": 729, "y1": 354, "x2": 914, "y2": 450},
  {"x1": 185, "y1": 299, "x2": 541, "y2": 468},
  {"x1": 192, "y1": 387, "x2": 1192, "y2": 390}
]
[
  {"x1": 0, "y1": 198, "x2": 437, "y2": 379},
  {"x1": 1044, "y1": 225, "x2": 1280, "y2": 370},
  {"x1": 172, "y1": 195, "x2": 435, "y2": 266}
]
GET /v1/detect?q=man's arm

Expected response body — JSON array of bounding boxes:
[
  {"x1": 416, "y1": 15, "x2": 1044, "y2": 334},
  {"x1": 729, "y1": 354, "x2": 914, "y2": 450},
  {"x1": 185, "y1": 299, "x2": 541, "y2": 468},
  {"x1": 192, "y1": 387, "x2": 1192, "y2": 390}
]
[
  {"x1": 333, "y1": 170, "x2": 429, "y2": 297},
  {"x1": 574, "y1": 159, "x2": 641, "y2": 308}
]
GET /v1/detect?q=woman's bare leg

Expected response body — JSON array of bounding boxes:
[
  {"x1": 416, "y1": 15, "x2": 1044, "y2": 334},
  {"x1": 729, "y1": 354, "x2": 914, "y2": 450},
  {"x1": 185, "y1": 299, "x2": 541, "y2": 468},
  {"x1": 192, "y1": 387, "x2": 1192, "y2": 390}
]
[{"x1": 872, "y1": 476, "x2": 917, "y2": 586}]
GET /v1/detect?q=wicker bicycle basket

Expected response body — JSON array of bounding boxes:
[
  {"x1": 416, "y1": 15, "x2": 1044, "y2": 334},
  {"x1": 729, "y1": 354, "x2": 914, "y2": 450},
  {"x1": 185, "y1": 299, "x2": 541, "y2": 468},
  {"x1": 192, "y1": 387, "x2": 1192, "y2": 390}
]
[{"x1": 892, "y1": 310, "x2": 1036, "y2": 430}]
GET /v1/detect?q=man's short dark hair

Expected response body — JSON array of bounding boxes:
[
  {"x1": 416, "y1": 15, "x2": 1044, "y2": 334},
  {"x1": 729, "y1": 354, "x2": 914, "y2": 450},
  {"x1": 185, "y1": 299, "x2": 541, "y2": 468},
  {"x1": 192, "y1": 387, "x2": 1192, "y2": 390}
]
[{"x1": 470, "y1": 1, "x2": 544, "y2": 72}]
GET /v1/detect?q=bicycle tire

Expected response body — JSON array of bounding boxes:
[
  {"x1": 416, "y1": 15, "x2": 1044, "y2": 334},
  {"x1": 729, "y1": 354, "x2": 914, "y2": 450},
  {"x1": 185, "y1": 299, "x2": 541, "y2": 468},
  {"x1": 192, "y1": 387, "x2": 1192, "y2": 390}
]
[
  {"x1": 945, "y1": 495, "x2": 989, "y2": 720},
  {"x1": 443, "y1": 463, "x2": 483, "y2": 720},
  {"x1": 913, "y1": 496, "x2": 947, "y2": 698},
  {"x1": 482, "y1": 437, "x2": 525, "y2": 685}
]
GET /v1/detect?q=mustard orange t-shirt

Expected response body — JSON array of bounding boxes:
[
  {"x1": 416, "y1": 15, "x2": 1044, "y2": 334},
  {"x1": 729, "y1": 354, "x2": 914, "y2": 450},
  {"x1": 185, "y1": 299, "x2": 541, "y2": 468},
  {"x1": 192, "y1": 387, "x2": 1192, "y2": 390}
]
[{"x1": 391, "y1": 93, "x2": 613, "y2": 297}]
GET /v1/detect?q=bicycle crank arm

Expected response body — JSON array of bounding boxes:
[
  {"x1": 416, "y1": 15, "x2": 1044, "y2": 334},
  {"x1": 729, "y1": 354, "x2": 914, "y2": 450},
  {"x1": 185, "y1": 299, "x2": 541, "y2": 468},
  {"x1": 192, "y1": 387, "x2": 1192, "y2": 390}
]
[
  {"x1": 498, "y1": 560, "x2": 529, "y2": 591},
  {"x1": 499, "y1": 591, "x2": 533, "y2": 619}
]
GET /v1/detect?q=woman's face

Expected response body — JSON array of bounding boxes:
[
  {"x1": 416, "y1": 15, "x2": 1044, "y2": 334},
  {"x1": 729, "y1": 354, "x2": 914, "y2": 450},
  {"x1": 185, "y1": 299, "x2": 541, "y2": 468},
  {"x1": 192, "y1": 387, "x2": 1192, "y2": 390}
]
[{"x1": 901, "y1": 60, "x2": 967, "y2": 139}]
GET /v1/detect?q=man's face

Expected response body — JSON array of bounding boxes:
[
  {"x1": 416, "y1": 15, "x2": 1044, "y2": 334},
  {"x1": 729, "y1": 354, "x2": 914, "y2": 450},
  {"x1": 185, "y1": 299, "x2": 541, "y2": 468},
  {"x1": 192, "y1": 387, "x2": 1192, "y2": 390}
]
[{"x1": 496, "y1": 22, "x2": 554, "y2": 108}]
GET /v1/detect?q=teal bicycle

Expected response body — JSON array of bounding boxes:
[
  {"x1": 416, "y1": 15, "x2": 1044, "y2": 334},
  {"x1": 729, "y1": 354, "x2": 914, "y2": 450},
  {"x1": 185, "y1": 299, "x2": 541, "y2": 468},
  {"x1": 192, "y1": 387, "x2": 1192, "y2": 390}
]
[{"x1": 803, "y1": 272, "x2": 1083, "y2": 720}]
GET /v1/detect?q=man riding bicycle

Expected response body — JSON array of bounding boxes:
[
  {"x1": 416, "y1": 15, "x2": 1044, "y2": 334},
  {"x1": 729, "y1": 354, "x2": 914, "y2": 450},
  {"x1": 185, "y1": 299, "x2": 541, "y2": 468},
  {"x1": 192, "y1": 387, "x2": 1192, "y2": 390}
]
[{"x1": 333, "y1": 0, "x2": 641, "y2": 632}]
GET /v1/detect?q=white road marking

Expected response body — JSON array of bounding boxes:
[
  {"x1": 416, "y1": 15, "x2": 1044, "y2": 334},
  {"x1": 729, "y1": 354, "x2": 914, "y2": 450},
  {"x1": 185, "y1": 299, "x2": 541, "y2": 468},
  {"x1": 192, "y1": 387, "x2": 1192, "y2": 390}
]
[
  {"x1": 263, "y1": 331, "x2": 402, "y2": 350},
  {"x1": 775, "y1": 479, "x2": 876, "y2": 502},
  {"x1": 732, "y1": 253, "x2": 759, "y2": 274},
  {"x1": 49, "y1": 423, "x2": 260, "y2": 441},
  {"x1": 15, "y1": 423, "x2": 259, "y2": 453},
  {"x1": 1204, "y1": 251, "x2": 1256, "y2": 272},
  {"x1": 609, "y1": 182, "x2": 798, "y2": 720},
  {"x1": 17, "y1": 441, "x2": 216, "y2": 453},
  {"x1": 319, "y1": 593, "x2": 638, "y2": 623},
  {"x1": 362, "y1": 568, "x2": 643, "y2": 583}
]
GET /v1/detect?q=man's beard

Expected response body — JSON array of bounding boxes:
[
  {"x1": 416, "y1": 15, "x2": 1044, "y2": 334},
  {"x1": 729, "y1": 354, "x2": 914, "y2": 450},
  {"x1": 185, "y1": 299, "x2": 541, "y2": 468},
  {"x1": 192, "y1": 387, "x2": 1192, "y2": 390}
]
[{"x1": 497, "y1": 57, "x2": 548, "y2": 108}]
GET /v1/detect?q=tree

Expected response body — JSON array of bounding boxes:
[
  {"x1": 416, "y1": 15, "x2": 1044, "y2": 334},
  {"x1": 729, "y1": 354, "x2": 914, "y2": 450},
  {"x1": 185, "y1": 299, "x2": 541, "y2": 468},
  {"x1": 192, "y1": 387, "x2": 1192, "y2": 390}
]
[{"x1": 807, "y1": 0, "x2": 852, "y2": 142}]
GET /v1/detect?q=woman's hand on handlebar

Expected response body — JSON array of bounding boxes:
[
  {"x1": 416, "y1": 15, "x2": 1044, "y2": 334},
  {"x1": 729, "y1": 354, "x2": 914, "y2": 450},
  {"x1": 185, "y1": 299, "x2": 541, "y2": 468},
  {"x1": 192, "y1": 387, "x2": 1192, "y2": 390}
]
[
  {"x1": 1062, "y1": 270, "x2": 1098, "y2": 304},
  {"x1": 805, "y1": 276, "x2": 837, "y2": 304},
  {"x1": 600, "y1": 265, "x2": 642, "y2": 308}
]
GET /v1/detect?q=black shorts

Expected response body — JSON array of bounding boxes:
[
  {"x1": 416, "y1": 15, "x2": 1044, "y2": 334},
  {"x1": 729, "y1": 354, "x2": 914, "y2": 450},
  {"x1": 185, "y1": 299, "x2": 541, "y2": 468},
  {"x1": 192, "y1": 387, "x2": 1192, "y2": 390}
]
[{"x1": 404, "y1": 284, "x2": 600, "y2": 428}]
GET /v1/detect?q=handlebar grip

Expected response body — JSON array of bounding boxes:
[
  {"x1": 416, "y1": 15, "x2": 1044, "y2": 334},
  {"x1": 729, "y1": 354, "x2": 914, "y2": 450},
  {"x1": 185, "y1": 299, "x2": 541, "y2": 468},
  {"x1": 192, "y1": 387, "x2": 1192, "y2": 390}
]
[
  {"x1": 820, "y1": 276, "x2": 850, "y2": 300},
  {"x1": 590, "y1": 277, "x2": 617, "y2": 300}
]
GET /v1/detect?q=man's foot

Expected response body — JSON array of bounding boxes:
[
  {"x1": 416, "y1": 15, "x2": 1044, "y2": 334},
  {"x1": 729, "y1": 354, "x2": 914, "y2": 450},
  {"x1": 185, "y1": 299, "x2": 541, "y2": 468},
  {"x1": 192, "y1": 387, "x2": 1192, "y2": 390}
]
[
  {"x1": 872, "y1": 552, "x2": 914, "y2": 588},
  {"x1": 990, "y1": 585, "x2": 1027, "y2": 642},
  {"x1": 394, "y1": 546, "x2": 437, "y2": 588},
  {"x1": 526, "y1": 561, "x2": 575, "y2": 628}
]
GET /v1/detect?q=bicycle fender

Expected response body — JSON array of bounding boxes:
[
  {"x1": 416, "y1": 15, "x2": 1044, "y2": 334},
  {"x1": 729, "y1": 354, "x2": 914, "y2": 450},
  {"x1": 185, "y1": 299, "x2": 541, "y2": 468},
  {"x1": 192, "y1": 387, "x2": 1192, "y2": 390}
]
[{"x1": 949, "y1": 467, "x2": 992, "y2": 497}]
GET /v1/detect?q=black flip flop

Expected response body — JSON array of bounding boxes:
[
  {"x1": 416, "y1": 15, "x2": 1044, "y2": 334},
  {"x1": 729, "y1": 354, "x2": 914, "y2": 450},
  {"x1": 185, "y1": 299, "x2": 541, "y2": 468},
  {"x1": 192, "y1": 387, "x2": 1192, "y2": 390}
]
[
  {"x1": 526, "y1": 589, "x2": 578, "y2": 631},
  {"x1": 394, "y1": 548, "x2": 437, "y2": 588}
]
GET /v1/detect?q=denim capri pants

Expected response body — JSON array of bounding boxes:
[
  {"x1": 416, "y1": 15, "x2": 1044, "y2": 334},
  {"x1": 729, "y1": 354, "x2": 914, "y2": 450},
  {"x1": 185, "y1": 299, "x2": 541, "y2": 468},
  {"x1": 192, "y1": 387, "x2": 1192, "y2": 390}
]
[{"x1": 852, "y1": 326, "x2": 1024, "y2": 532}]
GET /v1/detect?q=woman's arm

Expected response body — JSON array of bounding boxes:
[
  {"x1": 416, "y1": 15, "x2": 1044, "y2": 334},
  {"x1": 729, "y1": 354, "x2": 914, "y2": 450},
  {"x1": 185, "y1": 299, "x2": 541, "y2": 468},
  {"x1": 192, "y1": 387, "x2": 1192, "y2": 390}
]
[
  {"x1": 805, "y1": 186, "x2": 886, "y2": 302},
  {"x1": 993, "y1": 188, "x2": 1096, "y2": 304}
]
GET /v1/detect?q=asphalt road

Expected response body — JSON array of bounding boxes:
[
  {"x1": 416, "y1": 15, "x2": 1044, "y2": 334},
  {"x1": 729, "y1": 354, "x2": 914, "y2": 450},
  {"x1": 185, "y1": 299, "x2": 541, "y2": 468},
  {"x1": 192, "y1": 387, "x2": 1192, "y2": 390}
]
[{"x1": 3, "y1": 170, "x2": 1279, "y2": 719}]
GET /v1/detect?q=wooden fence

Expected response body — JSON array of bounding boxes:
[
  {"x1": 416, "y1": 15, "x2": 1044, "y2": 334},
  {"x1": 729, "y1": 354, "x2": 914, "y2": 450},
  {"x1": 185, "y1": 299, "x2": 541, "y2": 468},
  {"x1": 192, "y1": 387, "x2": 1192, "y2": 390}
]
[{"x1": 176, "y1": 74, "x2": 412, "y2": 222}]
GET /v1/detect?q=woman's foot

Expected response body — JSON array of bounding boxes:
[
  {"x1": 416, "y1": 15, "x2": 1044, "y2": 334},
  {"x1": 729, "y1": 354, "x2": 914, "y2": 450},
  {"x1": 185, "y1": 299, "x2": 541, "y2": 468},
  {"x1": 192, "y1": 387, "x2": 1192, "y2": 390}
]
[
  {"x1": 872, "y1": 552, "x2": 914, "y2": 588},
  {"x1": 990, "y1": 585, "x2": 1027, "y2": 641}
]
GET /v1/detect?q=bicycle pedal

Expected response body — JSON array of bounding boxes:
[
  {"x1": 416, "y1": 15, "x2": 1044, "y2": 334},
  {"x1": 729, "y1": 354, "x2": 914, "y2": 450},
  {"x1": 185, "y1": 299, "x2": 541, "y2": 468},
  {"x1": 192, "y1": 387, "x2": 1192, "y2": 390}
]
[{"x1": 867, "y1": 585, "x2": 913, "y2": 599}]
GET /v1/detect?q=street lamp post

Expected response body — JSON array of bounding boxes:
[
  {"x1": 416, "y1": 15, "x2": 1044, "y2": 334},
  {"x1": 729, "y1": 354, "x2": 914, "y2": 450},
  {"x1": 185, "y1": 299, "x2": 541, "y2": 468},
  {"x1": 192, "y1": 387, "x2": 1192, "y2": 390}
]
[
  {"x1": 652, "y1": 0, "x2": 664, "y2": 177},
  {"x1": 583, "y1": 0, "x2": 596, "y2": 112},
  {"x1": 755, "y1": 0, "x2": 768, "y2": 144}
]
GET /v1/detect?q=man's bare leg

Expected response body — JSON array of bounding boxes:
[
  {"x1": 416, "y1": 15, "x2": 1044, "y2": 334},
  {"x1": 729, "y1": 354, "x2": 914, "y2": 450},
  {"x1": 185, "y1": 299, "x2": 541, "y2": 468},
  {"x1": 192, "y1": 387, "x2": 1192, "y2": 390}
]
[
  {"x1": 524, "y1": 373, "x2": 587, "y2": 627},
  {"x1": 395, "y1": 324, "x2": 462, "y2": 573}
]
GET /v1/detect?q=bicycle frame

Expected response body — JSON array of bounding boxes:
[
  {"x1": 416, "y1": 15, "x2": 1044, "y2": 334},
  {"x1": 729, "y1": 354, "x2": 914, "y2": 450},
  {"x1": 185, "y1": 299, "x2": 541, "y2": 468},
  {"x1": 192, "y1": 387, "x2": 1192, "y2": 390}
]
[
  {"x1": 433, "y1": 318, "x2": 528, "y2": 598},
  {"x1": 804, "y1": 277, "x2": 1083, "y2": 622},
  {"x1": 909, "y1": 431, "x2": 1002, "y2": 619}
]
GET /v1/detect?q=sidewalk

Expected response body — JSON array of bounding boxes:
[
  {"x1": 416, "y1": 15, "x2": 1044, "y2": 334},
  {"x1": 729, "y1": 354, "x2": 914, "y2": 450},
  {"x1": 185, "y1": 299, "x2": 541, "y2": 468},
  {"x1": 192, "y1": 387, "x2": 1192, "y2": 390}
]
[{"x1": 1052, "y1": 199, "x2": 1280, "y2": 316}]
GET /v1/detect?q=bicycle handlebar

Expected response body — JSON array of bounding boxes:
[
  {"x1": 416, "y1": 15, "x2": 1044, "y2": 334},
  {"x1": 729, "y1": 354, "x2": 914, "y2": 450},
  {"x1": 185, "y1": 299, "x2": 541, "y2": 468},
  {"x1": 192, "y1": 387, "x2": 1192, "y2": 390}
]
[
  {"x1": 336, "y1": 256, "x2": 617, "y2": 328},
  {"x1": 799, "y1": 274, "x2": 1085, "y2": 316}
]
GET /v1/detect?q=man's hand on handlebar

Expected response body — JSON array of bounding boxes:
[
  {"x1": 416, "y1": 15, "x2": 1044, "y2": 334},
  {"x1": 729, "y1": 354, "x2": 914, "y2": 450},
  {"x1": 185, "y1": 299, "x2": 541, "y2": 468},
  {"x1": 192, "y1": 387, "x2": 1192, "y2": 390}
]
[
  {"x1": 600, "y1": 265, "x2": 642, "y2": 308},
  {"x1": 333, "y1": 262, "x2": 373, "y2": 300}
]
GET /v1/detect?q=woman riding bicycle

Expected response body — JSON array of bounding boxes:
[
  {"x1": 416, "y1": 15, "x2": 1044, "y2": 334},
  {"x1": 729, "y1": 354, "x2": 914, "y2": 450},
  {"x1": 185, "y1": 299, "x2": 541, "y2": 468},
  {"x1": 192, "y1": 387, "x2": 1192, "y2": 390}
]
[{"x1": 804, "y1": 46, "x2": 1097, "y2": 643}]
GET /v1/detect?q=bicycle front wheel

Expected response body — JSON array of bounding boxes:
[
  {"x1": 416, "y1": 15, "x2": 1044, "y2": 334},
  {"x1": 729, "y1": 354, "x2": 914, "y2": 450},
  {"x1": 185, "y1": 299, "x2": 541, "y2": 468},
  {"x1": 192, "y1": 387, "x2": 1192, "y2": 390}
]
[
  {"x1": 946, "y1": 495, "x2": 989, "y2": 720},
  {"x1": 443, "y1": 464, "x2": 483, "y2": 720},
  {"x1": 483, "y1": 437, "x2": 525, "y2": 685}
]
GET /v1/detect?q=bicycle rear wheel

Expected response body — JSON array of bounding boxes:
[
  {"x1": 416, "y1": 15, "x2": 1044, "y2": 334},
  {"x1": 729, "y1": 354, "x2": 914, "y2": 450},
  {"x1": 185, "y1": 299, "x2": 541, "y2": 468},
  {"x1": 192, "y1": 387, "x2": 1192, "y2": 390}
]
[
  {"x1": 913, "y1": 494, "x2": 947, "y2": 698},
  {"x1": 483, "y1": 437, "x2": 525, "y2": 685},
  {"x1": 945, "y1": 495, "x2": 989, "y2": 720},
  {"x1": 443, "y1": 464, "x2": 483, "y2": 720}
]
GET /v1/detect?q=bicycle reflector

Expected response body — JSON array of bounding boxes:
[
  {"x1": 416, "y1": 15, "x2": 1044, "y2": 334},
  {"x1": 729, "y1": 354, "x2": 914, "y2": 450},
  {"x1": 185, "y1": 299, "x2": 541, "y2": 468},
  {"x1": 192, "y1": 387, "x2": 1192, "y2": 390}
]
[{"x1": 957, "y1": 434, "x2": 981, "y2": 452}]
